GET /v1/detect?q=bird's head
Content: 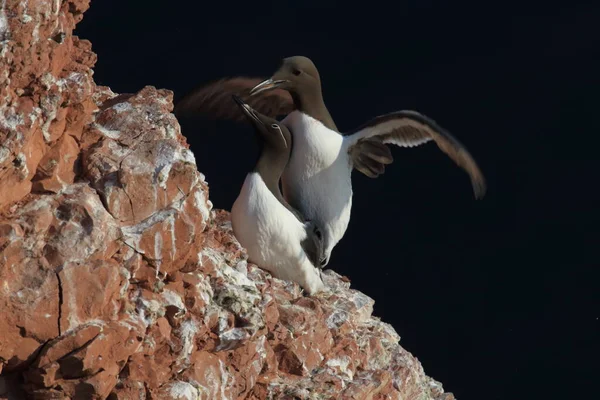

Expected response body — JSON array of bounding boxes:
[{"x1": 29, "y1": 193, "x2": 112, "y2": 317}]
[
  {"x1": 249, "y1": 56, "x2": 321, "y2": 97},
  {"x1": 232, "y1": 95, "x2": 291, "y2": 152}
]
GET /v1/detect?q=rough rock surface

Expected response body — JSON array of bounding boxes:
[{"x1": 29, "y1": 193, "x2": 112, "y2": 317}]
[{"x1": 0, "y1": 1, "x2": 455, "y2": 399}]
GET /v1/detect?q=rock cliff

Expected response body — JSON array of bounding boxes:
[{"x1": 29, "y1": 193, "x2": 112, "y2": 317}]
[{"x1": 0, "y1": 1, "x2": 455, "y2": 399}]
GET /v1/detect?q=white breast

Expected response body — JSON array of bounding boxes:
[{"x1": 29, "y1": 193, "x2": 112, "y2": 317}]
[
  {"x1": 281, "y1": 112, "x2": 354, "y2": 259},
  {"x1": 231, "y1": 172, "x2": 324, "y2": 294}
]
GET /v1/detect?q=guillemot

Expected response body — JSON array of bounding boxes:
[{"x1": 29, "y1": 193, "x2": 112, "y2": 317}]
[
  {"x1": 229, "y1": 95, "x2": 326, "y2": 295},
  {"x1": 175, "y1": 56, "x2": 486, "y2": 266}
]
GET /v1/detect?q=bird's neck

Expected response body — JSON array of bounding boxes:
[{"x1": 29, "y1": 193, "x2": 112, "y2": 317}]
[
  {"x1": 291, "y1": 88, "x2": 338, "y2": 132},
  {"x1": 254, "y1": 150, "x2": 305, "y2": 222}
]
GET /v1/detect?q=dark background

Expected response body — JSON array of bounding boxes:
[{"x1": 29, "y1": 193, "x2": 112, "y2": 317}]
[{"x1": 77, "y1": 1, "x2": 599, "y2": 398}]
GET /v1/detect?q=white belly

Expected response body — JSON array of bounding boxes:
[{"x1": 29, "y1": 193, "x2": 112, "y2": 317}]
[
  {"x1": 281, "y1": 112, "x2": 353, "y2": 258},
  {"x1": 231, "y1": 173, "x2": 324, "y2": 294}
]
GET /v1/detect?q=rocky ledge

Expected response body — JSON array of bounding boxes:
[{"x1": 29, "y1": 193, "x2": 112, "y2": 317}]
[{"x1": 0, "y1": 1, "x2": 455, "y2": 399}]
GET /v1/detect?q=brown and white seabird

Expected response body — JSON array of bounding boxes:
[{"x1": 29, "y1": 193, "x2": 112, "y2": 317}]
[
  {"x1": 229, "y1": 95, "x2": 325, "y2": 295},
  {"x1": 175, "y1": 56, "x2": 487, "y2": 266}
]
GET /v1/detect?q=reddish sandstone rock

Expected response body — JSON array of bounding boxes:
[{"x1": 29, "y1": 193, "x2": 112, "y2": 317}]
[
  {"x1": 0, "y1": 0, "x2": 97, "y2": 209},
  {"x1": 0, "y1": 1, "x2": 455, "y2": 399}
]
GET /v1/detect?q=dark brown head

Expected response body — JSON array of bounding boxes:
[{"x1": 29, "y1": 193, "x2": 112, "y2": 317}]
[
  {"x1": 249, "y1": 56, "x2": 321, "y2": 97},
  {"x1": 232, "y1": 95, "x2": 292, "y2": 156},
  {"x1": 249, "y1": 56, "x2": 337, "y2": 131}
]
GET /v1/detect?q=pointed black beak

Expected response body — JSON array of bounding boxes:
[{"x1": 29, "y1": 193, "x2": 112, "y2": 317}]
[
  {"x1": 320, "y1": 256, "x2": 329, "y2": 268},
  {"x1": 249, "y1": 78, "x2": 288, "y2": 96},
  {"x1": 232, "y1": 95, "x2": 262, "y2": 125}
]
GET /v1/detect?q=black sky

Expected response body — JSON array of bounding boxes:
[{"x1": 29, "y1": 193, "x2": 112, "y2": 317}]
[{"x1": 76, "y1": 1, "x2": 598, "y2": 398}]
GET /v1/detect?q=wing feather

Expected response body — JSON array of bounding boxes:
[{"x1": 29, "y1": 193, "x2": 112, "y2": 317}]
[
  {"x1": 174, "y1": 77, "x2": 295, "y2": 121},
  {"x1": 346, "y1": 111, "x2": 487, "y2": 199}
]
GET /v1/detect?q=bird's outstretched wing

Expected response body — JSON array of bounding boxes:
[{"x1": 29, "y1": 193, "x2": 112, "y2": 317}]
[
  {"x1": 345, "y1": 110, "x2": 487, "y2": 199},
  {"x1": 174, "y1": 77, "x2": 295, "y2": 121}
]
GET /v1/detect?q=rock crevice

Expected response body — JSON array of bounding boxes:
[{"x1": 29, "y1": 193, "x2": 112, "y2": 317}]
[
  {"x1": 0, "y1": 0, "x2": 455, "y2": 399},
  {"x1": 56, "y1": 270, "x2": 64, "y2": 336}
]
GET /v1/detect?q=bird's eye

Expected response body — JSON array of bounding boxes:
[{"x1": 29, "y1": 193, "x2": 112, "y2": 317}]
[
  {"x1": 292, "y1": 69, "x2": 301, "y2": 76},
  {"x1": 271, "y1": 124, "x2": 278, "y2": 129},
  {"x1": 314, "y1": 228, "x2": 322, "y2": 239}
]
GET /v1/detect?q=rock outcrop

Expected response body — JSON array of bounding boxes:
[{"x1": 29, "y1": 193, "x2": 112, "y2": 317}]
[{"x1": 0, "y1": 1, "x2": 455, "y2": 399}]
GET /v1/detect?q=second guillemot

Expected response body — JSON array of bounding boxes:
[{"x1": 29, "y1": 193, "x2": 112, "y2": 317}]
[
  {"x1": 175, "y1": 56, "x2": 487, "y2": 267},
  {"x1": 229, "y1": 95, "x2": 326, "y2": 295}
]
